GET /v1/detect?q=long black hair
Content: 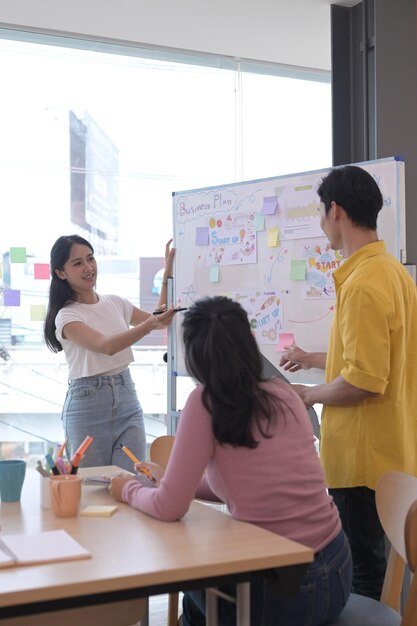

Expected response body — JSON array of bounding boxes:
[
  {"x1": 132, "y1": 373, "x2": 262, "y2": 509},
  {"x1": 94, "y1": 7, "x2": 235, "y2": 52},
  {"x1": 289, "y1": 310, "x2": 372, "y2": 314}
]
[
  {"x1": 182, "y1": 296, "x2": 278, "y2": 448},
  {"x1": 43, "y1": 235, "x2": 93, "y2": 353}
]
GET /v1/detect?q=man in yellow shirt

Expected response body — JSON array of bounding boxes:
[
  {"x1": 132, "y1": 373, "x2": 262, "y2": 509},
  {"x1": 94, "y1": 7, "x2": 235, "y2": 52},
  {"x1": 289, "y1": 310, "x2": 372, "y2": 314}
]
[{"x1": 280, "y1": 165, "x2": 417, "y2": 600}]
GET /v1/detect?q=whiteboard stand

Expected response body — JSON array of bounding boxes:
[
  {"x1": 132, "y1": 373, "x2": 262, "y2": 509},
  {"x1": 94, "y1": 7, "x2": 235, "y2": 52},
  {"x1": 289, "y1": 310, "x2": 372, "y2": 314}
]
[
  {"x1": 166, "y1": 277, "x2": 181, "y2": 435},
  {"x1": 404, "y1": 264, "x2": 416, "y2": 283}
]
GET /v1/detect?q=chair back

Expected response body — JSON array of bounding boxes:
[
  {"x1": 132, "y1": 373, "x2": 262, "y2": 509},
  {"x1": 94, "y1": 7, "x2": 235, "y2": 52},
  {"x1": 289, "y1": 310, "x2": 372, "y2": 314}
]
[
  {"x1": 149, "y1": 435, "x2": 175, "y2": 469},
  {"x1": 376, "y1": 471, "x2": 417, "y2": 624}
]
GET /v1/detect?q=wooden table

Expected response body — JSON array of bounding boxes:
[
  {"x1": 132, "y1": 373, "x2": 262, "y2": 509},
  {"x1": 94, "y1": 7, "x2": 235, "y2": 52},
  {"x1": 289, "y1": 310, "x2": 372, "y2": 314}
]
[{"x1": 0, "y1": 468, "x2": 313, "y2": 625}]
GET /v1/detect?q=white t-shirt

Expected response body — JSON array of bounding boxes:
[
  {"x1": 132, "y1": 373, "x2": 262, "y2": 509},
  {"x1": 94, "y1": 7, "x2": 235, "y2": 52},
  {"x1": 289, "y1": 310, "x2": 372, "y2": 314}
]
[{"x1": 55, "y1": 294, "x2": 134, "y2": 380}]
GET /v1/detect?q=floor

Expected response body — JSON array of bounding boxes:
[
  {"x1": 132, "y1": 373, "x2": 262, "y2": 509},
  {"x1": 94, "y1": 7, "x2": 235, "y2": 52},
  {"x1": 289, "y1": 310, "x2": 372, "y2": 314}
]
[{"x1": 148, "y1": 593, "x2": 182, "y2": 626}]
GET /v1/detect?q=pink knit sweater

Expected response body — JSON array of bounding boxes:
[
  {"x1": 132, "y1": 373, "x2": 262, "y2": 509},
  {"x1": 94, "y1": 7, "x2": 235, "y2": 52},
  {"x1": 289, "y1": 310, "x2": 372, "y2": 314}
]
[{"x1": 122, "y1": 378, "x2": 341, "y2": 552}]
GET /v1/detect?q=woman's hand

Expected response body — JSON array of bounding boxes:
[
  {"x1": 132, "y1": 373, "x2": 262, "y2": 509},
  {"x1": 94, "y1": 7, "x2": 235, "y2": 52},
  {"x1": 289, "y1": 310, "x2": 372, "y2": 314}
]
[
  {"x1": 148, "y1": 306, "x2": 178, "y2": 329},
  {"x1": 163, "y1": 238, "x2": 175, "y2": 279},
  {"x1": 135, "y1": 460, "x2": 165, "y2": 486},
  {"x1": 109, "y1": 474, "x2": 137, "y2": 501}
]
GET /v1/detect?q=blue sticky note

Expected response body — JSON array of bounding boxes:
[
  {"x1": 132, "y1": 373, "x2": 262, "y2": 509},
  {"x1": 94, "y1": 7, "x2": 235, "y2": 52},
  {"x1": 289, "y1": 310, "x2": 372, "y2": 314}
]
[
  {"x1": 196, "y1": 227, "x2": 209, "y2": 245},
  {"x1": 210, "y1": 265, "x2": 220, "y2": 283},
  {"x1": 254, "y1": 214, "x2": 265, "y2": 232},
  {"x1": 261, "y1": 197, "x2": 278, "y2": 215}
]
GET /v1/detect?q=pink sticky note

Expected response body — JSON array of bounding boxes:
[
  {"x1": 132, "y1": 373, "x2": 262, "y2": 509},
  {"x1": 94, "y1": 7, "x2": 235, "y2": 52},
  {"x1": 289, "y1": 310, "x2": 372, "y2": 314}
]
[
  {"x1": 276, "y1": 333, "x2": 295, "y2": 352},
  {"x1": 34, "y1": 263, "x2": 50, "y2": 280}
]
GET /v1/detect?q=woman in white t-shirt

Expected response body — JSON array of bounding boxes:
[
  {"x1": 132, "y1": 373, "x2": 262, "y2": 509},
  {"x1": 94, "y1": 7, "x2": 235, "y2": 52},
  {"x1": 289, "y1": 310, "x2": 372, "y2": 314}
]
[{"x1": 44, "y1": 234, "x2": 177, "y2": 471}]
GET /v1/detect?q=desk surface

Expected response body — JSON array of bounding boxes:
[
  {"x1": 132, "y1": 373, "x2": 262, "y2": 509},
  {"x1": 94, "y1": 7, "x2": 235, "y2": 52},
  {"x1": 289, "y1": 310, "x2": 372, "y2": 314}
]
[{"x1": 0, "y1": 467, "x2": 313, "y2": 614}]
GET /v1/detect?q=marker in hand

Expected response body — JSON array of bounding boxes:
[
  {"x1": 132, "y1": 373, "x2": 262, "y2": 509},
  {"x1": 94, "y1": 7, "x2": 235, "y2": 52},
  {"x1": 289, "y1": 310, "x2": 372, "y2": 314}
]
[{"x1": 153, "y1": 307, "x2": 187, "y2": 315}]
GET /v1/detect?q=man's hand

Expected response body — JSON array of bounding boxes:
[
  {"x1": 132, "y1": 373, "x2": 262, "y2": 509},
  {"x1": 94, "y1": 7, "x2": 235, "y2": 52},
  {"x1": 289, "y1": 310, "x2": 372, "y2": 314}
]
[
  {"x1": 279, "y1": 345, "x2": 310, "y2": 372},
  {"x1": 279, "y1": 345, "x2": 327, "y2": 371},
  {"x1": 291, "y1": 384, "x2": 315, "y2": 407}
]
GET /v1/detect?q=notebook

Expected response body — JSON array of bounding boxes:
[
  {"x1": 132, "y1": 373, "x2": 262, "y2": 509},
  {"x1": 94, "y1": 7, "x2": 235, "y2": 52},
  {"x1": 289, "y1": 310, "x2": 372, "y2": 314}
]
[
  {"x1": 82, "y1": 476, "x2": 111, "y2": 486},
  {"x1": 0, "y1": 529, "x2": 91, "y2": 567}
]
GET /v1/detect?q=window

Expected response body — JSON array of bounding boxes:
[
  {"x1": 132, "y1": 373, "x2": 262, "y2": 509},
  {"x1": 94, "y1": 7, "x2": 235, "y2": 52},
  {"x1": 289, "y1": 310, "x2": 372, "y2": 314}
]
[{"x1": 0, "y1": 30, "x2": 331, "y2": 462}]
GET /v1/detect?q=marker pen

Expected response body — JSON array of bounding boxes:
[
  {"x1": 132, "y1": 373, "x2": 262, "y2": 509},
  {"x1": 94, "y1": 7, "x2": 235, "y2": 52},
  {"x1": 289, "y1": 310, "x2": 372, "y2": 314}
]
[
  {"x1": 45, "y1": 453, "x2": 60, "y2": 476},
  {"x1": 70, "y1": 435, "x2": 93, "y2": 475},
  {"x1": 153, "y1": 307, "x2": 187, "y2": 315}
]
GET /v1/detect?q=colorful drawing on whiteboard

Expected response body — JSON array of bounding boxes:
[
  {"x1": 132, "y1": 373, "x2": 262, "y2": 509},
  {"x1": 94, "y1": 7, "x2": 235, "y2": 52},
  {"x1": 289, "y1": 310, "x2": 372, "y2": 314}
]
[
  {"x1": 274, "y1": 184, "x2": 323, "y2": 240},
  {"x1": 232, "y1": 290, "x2": 282, "y2": 344},
  {"x1": 303, "y1": 244, "x2": 344, "y2": 298},
  {"x1": 207, "y1": 213, "x2": 256, "y2": 266}
]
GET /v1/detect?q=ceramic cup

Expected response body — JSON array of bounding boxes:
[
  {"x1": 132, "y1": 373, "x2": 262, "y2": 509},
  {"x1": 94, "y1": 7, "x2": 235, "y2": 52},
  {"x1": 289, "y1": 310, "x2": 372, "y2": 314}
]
[
  {"x1": 40, "y1": 476, "x2": 52, "y2": 508},
  {"x1": 0, "y1": 459, "x2": 26, "y2": 502},
  {"x1": 49, "y1": 475, "x2": 82, "y2": 517}
]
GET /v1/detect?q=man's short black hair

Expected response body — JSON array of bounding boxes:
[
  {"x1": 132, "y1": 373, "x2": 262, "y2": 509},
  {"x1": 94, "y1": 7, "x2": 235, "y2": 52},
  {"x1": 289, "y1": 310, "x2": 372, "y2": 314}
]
[{"x1": 317, "y1": 165, "x2": 383, "y2": 230}]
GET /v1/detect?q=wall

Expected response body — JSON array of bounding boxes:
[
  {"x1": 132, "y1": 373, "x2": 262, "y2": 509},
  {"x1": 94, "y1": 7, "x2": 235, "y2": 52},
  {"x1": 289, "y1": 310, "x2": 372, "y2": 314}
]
[
  {"x1": 331, "y1": 0, "x2": 417, "y2": 264},
  {"x1": 0, "y1": 0, "x2": 332, "y2": 71}
]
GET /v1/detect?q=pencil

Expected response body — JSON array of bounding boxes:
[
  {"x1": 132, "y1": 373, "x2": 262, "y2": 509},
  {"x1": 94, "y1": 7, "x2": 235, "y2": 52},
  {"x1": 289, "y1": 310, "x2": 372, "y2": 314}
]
[{"x1": 119, "y1": 444, "x2": 156, "y2": 483}]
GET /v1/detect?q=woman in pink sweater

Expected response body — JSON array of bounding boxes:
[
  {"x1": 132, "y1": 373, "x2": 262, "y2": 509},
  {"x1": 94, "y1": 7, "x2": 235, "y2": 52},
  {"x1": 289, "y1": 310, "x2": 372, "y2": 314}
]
[{"x1": 110, "y1": 296, "x2": 352, "y2": 626}]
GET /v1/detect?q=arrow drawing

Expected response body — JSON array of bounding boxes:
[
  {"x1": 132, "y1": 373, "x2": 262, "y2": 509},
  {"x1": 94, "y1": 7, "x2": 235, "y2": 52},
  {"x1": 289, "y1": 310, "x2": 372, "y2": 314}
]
[{"x1": 288, "y1": 306, "x2": 334, "y2": 324}]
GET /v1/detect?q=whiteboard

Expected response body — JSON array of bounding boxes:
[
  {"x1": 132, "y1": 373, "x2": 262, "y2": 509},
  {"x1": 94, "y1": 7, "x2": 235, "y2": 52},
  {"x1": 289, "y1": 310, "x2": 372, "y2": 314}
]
[{"x1": 172, "y1": 157, "x2": 405, "y2": 381}]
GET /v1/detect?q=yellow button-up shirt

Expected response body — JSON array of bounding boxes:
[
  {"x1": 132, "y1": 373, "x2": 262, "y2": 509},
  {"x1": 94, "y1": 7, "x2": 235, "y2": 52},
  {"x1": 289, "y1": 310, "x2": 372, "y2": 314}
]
[{"x1": 321, "y1": 241, "x2": 417, "y2": 489}]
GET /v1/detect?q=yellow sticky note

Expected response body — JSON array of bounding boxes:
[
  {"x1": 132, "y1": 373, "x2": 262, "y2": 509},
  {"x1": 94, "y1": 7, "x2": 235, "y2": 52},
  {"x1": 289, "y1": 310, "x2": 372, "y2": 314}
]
[
  {"x1": 267, "y1": 227, "x2": 279, "y2": 247},
  {"x1": 30, "y1": 304, "x2": 47, "y2": 321},
  {"x1": 80, "y1": 505, "x2": 118, "y2": 517}
]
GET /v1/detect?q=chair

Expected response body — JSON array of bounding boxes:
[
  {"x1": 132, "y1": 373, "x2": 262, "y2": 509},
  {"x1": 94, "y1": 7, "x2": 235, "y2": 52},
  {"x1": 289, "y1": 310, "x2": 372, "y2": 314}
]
[
  {"x1": 329, "y1": 470, "x2": 417, "y2": 626},
  {"x1": 149, "y1": 435, "x2": 179, "y2": 626}
]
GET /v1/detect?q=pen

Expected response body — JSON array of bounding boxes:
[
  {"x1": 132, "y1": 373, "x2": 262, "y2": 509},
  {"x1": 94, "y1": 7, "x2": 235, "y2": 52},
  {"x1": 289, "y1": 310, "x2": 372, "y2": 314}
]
[
  {"x1": 56, "y1": 457, "x2": 68, "y2": 475},
  {"x1": 55, "y1": 438, "x2": 67, "y2": 460},
  {"x1": 36, "y1": 460, "x2": 49, "y2": 477},
  {"x1": 153, "y1": 307, "x2": 187, "y2": 315},
  {"x1": 119, "y1": 444, "x2": 156, "y2": 483},
  {"x1": 45, "y1": 453, "x2": 60, "y2": 476},
  {"x1": 70, "y1": 435, "x2": 93, "y2": 474}
]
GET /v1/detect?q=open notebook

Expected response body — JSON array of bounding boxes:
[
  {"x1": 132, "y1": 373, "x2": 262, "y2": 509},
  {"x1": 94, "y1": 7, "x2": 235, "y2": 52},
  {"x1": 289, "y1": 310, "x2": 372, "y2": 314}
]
[{"x1": 0, "y1": 529, "x2": 91, "y2": 567}]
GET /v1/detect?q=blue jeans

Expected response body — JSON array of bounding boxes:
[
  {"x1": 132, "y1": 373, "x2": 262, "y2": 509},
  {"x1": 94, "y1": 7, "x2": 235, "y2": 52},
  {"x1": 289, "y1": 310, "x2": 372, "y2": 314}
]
[
  {"x1": 182, "y1": 529, "x2": 352, "y2": 626},
  {"x1": 329, "y1": 487, "x2": 386, "y2": 600},
  {"x1": 62, "y1": 369, "x2": 146, "y2": 472}
]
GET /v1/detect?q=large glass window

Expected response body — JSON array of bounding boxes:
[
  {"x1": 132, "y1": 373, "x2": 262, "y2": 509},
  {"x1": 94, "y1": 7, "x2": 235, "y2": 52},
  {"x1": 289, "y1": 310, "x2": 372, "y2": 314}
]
[{"x1": 0, "y1": 31, "x2": 331, "y2": 462}]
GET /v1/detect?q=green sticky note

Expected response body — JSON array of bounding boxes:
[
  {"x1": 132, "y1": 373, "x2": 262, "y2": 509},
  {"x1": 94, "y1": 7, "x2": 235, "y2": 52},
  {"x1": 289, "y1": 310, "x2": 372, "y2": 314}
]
[
  {"x1": 10, "y1": 247, "x2": 27, "y2": 263},
  {"x1": 210, "y1": 265, "x2": 220, "y2": 283},
  {"x1": 254, "y1": 214, "x2": 265, "y2": 232},
  {"x1": 290, "y1": 260, "x2": 306, "y2": 280}
]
